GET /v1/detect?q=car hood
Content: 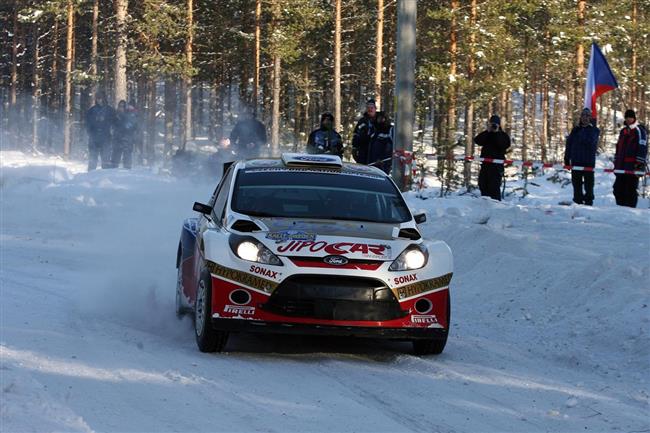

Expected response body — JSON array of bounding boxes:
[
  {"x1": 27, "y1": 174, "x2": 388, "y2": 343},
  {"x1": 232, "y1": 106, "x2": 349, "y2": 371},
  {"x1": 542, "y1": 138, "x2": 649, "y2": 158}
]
[{"x1": 245, "y1": 217, "x2": 417, "y2": 261}]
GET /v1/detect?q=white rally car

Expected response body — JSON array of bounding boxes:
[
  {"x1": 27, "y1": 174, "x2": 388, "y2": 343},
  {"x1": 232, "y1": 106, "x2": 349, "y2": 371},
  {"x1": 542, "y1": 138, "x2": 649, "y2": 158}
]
[{"x1": 175, "y1": 153, "x2": 453, "y2": 355}]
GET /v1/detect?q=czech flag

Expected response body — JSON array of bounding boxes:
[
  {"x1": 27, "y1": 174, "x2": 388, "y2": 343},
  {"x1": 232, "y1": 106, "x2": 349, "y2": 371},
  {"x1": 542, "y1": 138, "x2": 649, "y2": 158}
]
[{"x1": 583, "y1": 42, "x2": 618, "y2": 118}]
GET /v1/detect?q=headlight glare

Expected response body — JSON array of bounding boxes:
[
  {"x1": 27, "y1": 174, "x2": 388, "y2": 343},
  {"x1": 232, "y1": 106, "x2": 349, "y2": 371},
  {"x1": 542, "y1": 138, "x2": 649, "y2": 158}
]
[
  {"x1": 389, "y1": 245, "x2": 428, "y2": 271},
  {"x1": 236, "y1": 241, "x2": 259, "y2": 262},
  {"x1": 404, "y1": 249, "x2": 426, "y2": 269},
  {"x1": 232, "y1": 237, "x2": 283, "y2": 266}
]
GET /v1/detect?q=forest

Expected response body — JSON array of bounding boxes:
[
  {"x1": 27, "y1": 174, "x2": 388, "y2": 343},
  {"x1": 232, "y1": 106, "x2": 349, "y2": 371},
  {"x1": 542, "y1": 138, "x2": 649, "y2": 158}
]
[{"x1": 0, "y1": 0, "x2": 648, "y2": 178}]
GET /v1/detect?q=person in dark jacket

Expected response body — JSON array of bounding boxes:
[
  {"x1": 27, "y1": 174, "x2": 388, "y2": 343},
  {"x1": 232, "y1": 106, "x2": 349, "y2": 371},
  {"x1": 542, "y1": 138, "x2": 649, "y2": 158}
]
[
  {"x1": 85, "y1": 92, "x2": 116, "y2": 170},
  {"x1": 351, "y1": 99, "x2": 377, "y2": 164},
  {"x1": 368, "y1": 111, "x2": 393, "y2": 174},
  {"x1": 473, "y1": 115, "x2": 511, "y2": 201},
  {"x1": 229, "y1": 108, "x2": 267, "y2": 158},
  {"x1": 111, "y1": 100, "x2": 138, "y2": 169},
  {"x1": 306, "y1": 112, "x2": 343, "y2": 156},
  {"x1": 564, "y1": 108, "x2": 600, "y2": 205},
  {"x1": 613, "y1": 109, "x2": 647, "y2": 208}
]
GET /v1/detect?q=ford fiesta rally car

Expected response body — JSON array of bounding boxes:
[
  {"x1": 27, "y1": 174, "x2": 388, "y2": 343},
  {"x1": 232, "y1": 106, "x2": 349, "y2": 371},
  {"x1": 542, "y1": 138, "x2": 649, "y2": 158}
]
[{"x1": 175, "y1": 153, "x2": 453, "y2": 355}]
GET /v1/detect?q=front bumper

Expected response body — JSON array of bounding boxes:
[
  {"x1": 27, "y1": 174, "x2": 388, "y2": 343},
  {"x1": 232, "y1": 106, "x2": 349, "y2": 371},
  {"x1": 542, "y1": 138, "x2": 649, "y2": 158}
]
[
  {"x1": 210, "y1": 272, "x2": 450, "y2": 337},
  {"x1": 211, "y1": 318, "x2": 448, "y2": 340}
]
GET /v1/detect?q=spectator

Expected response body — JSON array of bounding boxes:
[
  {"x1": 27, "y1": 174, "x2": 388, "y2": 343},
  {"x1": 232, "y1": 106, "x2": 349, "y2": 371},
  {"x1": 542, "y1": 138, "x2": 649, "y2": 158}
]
[
  {"x1": 111, "y1": 100, "x2": 138, "y2": 169},
  {"x1": 229, "y1": 108, "x2": 267, "y2": 159},
  {"x1": 351, "y1": 98, "x2": 378, "y2": 164},
  {"x1": 473, "y1": 115, "x2": 511, "y2": 201},
  {"x1": 367, "y1": 111, "x2": 393, "y2": 174},
  {"x1": 85, "y1": 92, "x2": 116, "y2": 170},
  {"x1": 613, "y1": 109, "x2": 647, "y2": 208},
  {"x1": 306, "y1": 112, "x2": 343, "y2": 156},
  {"x1": 564, "y1": 108, "x2": 600, "y2": 205}
]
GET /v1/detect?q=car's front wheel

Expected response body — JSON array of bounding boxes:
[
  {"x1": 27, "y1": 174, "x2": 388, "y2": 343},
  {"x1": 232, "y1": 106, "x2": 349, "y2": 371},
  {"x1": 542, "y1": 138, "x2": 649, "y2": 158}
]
[
  {"x1": 194, "y1": 271, "x2": 229, "y2": 353},
  {"x1": 412, "y1": 295, "x2": 450, "y2": 356},
  {"x1": 175, "y1": 263, "x2": 186, "y2": 319}
]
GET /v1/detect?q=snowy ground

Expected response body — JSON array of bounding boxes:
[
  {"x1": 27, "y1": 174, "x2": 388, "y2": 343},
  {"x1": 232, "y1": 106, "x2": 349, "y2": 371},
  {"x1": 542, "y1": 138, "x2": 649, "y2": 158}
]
[{"x1": 1, "y1": 150, "x2": 649, "y2": 433}]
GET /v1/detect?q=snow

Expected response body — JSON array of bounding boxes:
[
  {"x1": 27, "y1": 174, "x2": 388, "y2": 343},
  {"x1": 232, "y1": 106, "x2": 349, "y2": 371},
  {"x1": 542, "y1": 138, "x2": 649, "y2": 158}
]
[{"x1": 1, "y1": 150, "x2": 649, "y2": 433}]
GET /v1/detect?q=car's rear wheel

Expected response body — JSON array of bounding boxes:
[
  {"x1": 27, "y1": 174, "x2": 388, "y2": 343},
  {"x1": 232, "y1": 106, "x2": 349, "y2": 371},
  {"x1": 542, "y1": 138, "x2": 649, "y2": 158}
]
[
  {"x1": 412, "y1": 295, "x2": 450, "y2": 356},
  {"x1": 194, "y1": 272, "x2": 228, "y2": 353}
]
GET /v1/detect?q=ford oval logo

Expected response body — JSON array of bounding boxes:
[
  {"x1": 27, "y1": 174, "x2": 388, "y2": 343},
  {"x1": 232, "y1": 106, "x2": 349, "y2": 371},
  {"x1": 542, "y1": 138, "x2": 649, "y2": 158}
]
[{"x1": 323, "y1": 255, "x2": 349, "y2": 266}]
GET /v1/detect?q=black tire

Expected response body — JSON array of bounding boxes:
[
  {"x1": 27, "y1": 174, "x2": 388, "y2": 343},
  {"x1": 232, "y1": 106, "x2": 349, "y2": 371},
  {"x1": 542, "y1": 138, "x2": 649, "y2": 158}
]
[
  {"x1": 412, "y1": 295, "x2": 450, "y2": 356},
  {"x1": 194, "y1": 271, "x2": 229, "y2": 353},
  {"x1": 175, "y1": 262, "x2": 186, "y2": 319}
]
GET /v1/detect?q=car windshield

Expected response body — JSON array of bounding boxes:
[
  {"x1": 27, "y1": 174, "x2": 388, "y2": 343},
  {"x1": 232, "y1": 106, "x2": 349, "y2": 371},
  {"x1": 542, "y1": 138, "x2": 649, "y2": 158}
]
[{"x1": 231, "y1": 168, "x2": 412, "y2": 224}]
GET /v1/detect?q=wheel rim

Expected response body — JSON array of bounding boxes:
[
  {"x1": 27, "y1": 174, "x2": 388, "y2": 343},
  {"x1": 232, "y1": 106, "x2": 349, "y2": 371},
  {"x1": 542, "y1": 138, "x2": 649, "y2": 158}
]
[{"x1": 195, "y1": 280, "x2": 207, "y2": 336}]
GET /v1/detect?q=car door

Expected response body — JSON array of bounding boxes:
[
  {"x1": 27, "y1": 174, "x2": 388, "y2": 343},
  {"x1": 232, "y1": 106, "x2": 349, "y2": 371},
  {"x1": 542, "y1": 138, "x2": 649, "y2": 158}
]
[{"x1": 188, "y1": 166, "x2": 236, "y2": 303}]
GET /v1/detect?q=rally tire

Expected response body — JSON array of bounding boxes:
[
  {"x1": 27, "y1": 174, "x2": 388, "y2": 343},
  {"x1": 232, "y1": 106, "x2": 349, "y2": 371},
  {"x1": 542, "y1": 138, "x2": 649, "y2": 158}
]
[
  {"x1": 175, "y1": 263, "x2": 186, "y2": 319},
  {"x1": 412, "y1": 295, "x2": 450, "y2": 356},
  {"x1": 194, "y1": 271, "x2": 229, "y2": 353}
]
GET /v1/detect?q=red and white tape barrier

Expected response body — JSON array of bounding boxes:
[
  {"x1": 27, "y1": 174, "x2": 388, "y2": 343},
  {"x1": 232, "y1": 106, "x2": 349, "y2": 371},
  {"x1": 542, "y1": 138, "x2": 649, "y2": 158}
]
[{"x1": 367, "y1": 151, "x2": 648, "y2": 176}]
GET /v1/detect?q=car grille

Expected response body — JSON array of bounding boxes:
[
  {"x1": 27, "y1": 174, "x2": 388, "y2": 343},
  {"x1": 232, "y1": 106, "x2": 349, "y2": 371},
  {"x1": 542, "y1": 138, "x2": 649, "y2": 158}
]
[{"x1": 262, "y1": 275, "x2": 406, "y2": 321}]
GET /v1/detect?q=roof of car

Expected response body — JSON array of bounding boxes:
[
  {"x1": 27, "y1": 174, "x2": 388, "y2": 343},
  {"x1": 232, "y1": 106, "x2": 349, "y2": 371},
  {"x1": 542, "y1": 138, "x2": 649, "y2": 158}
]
[{"x1": 240, "y1": 157, "x2": 387, "y2": 178}]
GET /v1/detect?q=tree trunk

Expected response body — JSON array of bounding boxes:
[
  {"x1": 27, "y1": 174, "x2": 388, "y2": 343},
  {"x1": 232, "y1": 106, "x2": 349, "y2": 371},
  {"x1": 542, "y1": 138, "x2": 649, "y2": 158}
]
[
  {"x1": 521, "y1": 82, "x2": 528, "y2": 162},
  {"x1": 63, "y1": 0, "x2": 74, "y2": 156},
  {"x1": 146, "y1": 79, "x2": 156, "y2": 163},
  {"x1": 640, "y1": 64, "x2": 647, "y2": 124},
  {"x1": 183, "y1": 0, "x2": 193, "y2": 148},
  {"x1": 32, "y1": 23, "x2": 41, "y2": 152},
  {"x1": 464, "y1": 0, "x2": 477, "y2": 188},
  {"x1": 499, "y1": 89, "x2": 508, "y2": 130},
  {"x1": 254, "y1": 0, "x2": 261, "y2": 115},
  {"x1": 303, "y1": 64, "x2": 310, "y2": 139},
  {"x1": 531, "y1": 75, "x2": 537, "y2": 158},
  {"x1": 334, "y1": 0, "x2": 342, "y2": 131},
  {"x1": 91, "y1": 0, "x2": 99, "y2": 95},
  {"x1": 114, "y1": 0, "x2": 128, "y2": 104},
  {"x1": 374, "y1": 0, "x2": 384, "y2": 108},
  {"x1": 574, "y1": 0, "x2": 586, "y2": 111},
  {"x1": 270, "y1": 0, "x2": 282, "y2": 152},
  {"x1": 271, "y1": 55, "x2": 281, "y2": 153},
  {"x1": 10, "y1": 8, "x2": 18, "y2": 108},
  {"x1": 541, "y1": 65, "x2": 549, "y2": 162},
  {"x1": 630, "y1": 0, "x2": 637, "y2": 108},
  {"x1": 446, "y1": 0, "x2": 458, "y2": 180},
  {"x1": 552, "y1": 86, "x2": 561, "y2": 160},
  {"x1": 47, "y1": 19, "x2": 60, "y2": 151},
  {"x1": 164, "y1": 80, "x2": 176, "y2": 155}
]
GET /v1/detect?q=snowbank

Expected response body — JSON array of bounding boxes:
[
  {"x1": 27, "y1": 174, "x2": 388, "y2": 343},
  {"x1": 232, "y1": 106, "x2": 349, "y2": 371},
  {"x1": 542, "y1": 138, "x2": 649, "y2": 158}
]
[{"x1": 1, "y1": 151, "x2": 648, "y2": 433}]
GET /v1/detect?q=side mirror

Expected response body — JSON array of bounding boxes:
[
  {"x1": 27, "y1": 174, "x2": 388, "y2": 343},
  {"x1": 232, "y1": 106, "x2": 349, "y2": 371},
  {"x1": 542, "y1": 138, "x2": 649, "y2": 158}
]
[
  {"x1": 414, "y1": 213, "x2": 427, "y2": 224},
  {"x1": 193, "y1": 202, "x2": 213, "y2": 215}
]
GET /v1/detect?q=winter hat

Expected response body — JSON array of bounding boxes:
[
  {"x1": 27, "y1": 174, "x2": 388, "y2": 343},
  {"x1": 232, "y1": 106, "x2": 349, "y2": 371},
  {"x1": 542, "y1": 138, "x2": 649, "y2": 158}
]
[
  {"x1": 320, "y1": 112, "x2": 334, "y2": 122},
  {"x1": 366, "y1": 99, "x2": 376, "y2": 107},
  {"x1": 489, "y1": 115, "x2": 501, "y2": 125},
  {"x1": 581, "y1": 107, "x2": 592, "y2": 116},
  {"x1": 624, "y1": 109, "x2": 636, "y2": 120}
]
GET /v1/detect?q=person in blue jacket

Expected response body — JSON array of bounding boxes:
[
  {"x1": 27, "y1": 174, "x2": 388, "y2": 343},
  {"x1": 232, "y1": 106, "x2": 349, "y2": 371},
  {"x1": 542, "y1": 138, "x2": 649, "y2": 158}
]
[
  {"x1": 85, "y1": 92, "x2": 116, "y2": 170},
  {"x1": 368, "y1": 111, "x2": 393, "y2": 174},
  {"x1": 564, "y1": 108, "x2": 600, "y2": 205},
  {"x1": 111, "y1": 100, "x2": 138, "y2": 169},
  {"x1": 306, "y1": 112, "x2": 343, "y2": 156}
]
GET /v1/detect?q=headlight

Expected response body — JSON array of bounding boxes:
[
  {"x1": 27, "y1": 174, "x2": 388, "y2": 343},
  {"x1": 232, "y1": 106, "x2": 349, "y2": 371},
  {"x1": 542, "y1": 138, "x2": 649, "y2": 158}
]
[
  {"x1": 231, "y1": 236, "x2": 283, "y2": 266},
  {"x1": 236, "y1": 241, "x2": 259, "y2": 262},
  {"x1": 389, "y1": 245, "x2": 428, "y2": 271}
]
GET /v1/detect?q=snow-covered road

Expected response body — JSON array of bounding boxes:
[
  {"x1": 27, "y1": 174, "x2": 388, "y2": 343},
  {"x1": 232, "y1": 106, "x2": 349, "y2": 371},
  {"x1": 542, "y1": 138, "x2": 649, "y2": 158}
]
[{"x1": 1, "y1": 151, "x2": 648, "y2": 433}]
